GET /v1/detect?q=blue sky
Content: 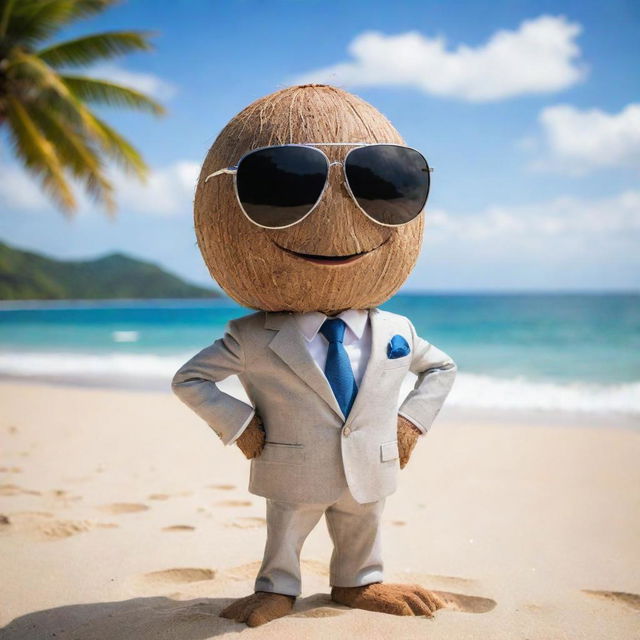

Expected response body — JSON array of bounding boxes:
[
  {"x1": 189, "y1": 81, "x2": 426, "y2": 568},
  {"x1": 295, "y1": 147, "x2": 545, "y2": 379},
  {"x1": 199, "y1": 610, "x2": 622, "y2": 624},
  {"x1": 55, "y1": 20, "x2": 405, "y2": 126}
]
[{"x1": 0, "y1": 0, "x2": 638, "y2": 292}]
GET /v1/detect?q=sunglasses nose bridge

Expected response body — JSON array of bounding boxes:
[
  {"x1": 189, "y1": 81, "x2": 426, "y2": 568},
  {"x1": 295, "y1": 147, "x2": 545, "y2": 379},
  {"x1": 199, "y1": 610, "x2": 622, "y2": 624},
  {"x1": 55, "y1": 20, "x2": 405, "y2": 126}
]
[{"x1": 324, "y1": 160, "x2": 352, "y2": 200}]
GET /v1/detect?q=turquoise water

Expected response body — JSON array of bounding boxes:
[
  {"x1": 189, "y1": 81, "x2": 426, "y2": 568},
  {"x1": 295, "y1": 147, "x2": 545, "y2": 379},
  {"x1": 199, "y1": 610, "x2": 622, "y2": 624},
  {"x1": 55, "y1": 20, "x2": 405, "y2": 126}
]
[{"x1": 0, "y1": 294, "x2": 638, "y2": 413}]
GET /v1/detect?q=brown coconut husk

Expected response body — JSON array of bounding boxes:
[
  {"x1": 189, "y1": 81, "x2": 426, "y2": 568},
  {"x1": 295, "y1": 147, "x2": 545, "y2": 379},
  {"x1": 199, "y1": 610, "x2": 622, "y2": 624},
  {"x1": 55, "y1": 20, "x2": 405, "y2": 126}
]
[{"x1": 194, "y1": 84, "x2": 425, "y2": 313}]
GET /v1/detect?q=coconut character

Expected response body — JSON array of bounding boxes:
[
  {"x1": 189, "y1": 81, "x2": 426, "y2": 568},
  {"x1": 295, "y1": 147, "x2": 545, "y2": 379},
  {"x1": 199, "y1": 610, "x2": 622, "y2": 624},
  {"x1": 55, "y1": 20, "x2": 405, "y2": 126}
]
[{"x1": 172, "y1": 84, "x2": 457, "y2": 626}]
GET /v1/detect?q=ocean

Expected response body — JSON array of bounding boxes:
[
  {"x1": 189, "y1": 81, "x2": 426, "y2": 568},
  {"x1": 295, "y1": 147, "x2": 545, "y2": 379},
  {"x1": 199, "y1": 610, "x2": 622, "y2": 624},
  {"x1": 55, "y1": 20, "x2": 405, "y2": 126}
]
[{"x1": 0, "y1": 293, "x2": 638, "y2": 415}]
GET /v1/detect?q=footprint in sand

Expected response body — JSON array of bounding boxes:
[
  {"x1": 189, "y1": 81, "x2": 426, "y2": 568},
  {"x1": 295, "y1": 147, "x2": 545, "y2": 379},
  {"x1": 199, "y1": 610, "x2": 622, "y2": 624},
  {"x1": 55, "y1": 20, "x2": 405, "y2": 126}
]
[
  {"x1": 583, "y1": 590, "x2": 640, "y2": 611},
  {"x1": 390, "y1": 572, "x2": 494, "y2": 614},
  {"x1": 292, "y1": 587, "x2": 496, "y2": 618},
  {"x1": 98, "y1": 502, "x2": 149, "y2": 514},
  {"x1": 435, "y1": 591, "x2": 496, "y2": 614},
  {"x1": 162, "y1": 525, "x2": 196, "y2": 532},
  {"x1": 0, "y1": 483, "x2": 40, "y2": 496},
  {"x1": 0, "y1": 512, "x2": 118, "y2": 540},
  {"x1": 215, "y1": 500, "x2": 252, "y2": 507},
  {"x1": 225, "y1": 516, "x2": 266, "y2": 529},
  {"x1": 222, "y1": 561, "x2": 266, "y2": 581},
  {"x1": 207, "y1": 484, "x2": 236, "y2": 490},
  {"x1": 147, "y1": 491, "x2": 192, "y2": 500},
  {"x1": 139, "y1": 568, "x2": 216, "y2": 585},
  {"x1": 294, "y1": 592, "x2": 495, "y2": 618}
]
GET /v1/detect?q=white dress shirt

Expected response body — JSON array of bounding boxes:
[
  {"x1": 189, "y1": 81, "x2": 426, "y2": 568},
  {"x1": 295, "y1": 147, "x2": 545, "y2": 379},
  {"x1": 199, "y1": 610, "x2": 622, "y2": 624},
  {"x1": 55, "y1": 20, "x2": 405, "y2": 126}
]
[{"x1": 296, "y1": 309, "x2": 371, "y2": 387}]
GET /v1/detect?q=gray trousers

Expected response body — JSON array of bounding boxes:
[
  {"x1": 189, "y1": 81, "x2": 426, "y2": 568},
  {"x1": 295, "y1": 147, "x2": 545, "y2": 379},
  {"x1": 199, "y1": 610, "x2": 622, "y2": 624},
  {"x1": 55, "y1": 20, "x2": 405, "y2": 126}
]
[{"x1": 254, "y1": 487, "x2": 385, "y2": 597}]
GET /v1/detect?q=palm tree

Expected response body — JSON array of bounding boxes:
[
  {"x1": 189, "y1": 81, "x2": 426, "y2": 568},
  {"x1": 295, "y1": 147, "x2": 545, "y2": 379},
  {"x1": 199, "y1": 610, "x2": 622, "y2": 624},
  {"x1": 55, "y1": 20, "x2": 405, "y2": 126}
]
[{"x1": 0, "y1": 0, "x2": 165, "y2": 216}]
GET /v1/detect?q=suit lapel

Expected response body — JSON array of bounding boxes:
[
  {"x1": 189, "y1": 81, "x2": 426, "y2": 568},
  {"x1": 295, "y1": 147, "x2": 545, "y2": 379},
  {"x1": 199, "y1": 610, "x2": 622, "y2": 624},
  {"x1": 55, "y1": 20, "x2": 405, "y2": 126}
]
[
  {"x1": 345, "y1": 308, "x2": 387, "y2": 426},
  {"x1": 266, "y1": 312, "x2": 345, "y2": 421}
]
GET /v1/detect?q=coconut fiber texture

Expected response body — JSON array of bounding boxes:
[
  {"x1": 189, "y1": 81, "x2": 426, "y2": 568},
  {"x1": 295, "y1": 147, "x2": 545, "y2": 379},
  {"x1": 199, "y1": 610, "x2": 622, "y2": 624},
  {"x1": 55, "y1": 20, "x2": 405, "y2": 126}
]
[
  {"x1": 331, "y1": 583, "x2": 446, "y2": 617},
  {"x1": 397, "y1": 415, "x2": 422, "y2": 469},
  {"x1": 220, "y1": 592, "x2": 296, "y2": 627},
  {"x1": 235, "y1": 415, "x2": 265, "y2": 459},
  {"x1": 194, "y1": 84, "x2": 425, "y2": 314}
]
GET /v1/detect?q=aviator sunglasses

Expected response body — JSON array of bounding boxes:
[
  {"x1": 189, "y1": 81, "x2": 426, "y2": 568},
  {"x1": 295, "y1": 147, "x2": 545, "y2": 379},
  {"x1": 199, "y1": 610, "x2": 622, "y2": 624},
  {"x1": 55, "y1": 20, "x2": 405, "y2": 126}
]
[{"x1": 204, "y1": 142, "x2": 432, "y2": 230}]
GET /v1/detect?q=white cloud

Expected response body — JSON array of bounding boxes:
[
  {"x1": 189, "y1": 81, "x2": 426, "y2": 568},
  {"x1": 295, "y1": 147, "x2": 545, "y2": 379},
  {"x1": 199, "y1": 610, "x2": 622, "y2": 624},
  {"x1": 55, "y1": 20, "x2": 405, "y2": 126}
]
[
  {"x1": 425, "y1": 190, "x2": 640, "y2": 241},
  {"x1": 526, "y1": 103, "x2": 640, "y2": 173},
  {"x1": 88, "y1": 64, "x2": 177, "y2": 100},
  {"x1": 0, "y1": 160, "x2": 200, "y2": 217},
  {"x1": 0, "y1": 164, "x2": 51, "y2": 211},
  {"x1": 407, "y1": 190, "x2": 640, "y2": 290},
  {"x1": 110, "y1": 160, "x2": 199, "y2": 216},
  {"x1": 289, "y1": 15, "x2": 586, "y2": 102}
]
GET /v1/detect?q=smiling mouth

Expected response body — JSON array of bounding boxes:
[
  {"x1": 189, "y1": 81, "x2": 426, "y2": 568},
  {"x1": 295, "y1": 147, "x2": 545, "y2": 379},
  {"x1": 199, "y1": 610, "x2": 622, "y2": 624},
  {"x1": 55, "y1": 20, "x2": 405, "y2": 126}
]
[{"x1": 273, "y1": 238, "x2": 388, "y2": 265}]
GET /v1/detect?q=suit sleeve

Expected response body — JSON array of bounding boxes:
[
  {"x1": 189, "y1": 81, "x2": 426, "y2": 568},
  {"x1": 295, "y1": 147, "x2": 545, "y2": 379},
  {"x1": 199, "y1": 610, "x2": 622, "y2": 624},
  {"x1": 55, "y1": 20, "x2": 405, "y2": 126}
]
[
  {"x1": 171, "y1": 319, "x2": 255, "y2": 445},
  {"x1": 398, "y1": 319, "x2": 457, "y2": 435}
]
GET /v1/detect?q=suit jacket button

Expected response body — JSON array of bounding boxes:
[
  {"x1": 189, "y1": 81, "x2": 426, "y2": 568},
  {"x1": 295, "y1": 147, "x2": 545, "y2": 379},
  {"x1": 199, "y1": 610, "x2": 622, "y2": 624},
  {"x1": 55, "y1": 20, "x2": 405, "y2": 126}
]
[{"x1": 343, "y1": 426, "x2": 351, "y2": 437}]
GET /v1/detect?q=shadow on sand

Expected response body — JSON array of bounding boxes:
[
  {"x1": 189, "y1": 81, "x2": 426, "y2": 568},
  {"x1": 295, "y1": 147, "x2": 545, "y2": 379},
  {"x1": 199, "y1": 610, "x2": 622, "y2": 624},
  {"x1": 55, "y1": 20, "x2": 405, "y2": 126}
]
[{"x1": 0, "y1": 590, "x2": 497, "y2": 639}]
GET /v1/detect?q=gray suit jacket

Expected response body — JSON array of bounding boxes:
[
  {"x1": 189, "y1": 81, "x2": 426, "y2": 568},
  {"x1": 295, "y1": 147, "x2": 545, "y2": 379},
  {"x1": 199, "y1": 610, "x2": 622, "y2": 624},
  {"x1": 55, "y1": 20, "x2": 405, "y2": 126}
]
[{"x1": 171, "y1": 308, "x2": 456, "y2": 504}]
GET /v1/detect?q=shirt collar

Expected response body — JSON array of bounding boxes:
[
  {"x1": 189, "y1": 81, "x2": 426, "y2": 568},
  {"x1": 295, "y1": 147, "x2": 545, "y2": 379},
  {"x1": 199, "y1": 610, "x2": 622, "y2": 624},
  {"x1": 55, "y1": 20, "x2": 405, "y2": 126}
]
[{"x1": 297, "y1": 309, "x2": 369, "y2": 342}]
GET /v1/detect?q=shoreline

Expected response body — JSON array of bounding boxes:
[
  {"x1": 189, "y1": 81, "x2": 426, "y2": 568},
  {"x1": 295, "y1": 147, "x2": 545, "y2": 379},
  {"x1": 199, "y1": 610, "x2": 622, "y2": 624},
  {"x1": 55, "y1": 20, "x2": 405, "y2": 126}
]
[{"x1": 1, "y1": 375, "x2": 638, "y2": 430}]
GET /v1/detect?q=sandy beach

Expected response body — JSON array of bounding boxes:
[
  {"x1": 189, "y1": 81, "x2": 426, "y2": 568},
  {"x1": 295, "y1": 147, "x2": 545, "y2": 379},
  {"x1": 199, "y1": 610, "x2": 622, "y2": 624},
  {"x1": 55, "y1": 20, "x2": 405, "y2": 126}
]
[{"x1": 1, "y1": 380, "x2": 638, "y2": 639}]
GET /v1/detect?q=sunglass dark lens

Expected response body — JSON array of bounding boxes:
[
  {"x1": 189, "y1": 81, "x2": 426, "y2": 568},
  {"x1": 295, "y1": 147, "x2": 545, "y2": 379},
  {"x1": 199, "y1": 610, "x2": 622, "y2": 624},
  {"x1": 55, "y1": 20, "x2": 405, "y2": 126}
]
[
  {"x1": 344, "y1": 145, "x2": 430, "y2": 225},
  {"x1": 236, "y1": 146, "x2": 328, "y2": 228}
]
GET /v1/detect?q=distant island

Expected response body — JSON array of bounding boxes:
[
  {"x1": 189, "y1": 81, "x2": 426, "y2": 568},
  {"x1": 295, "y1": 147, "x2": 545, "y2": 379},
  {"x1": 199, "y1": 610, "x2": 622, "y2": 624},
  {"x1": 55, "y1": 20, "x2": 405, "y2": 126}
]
[{"x1": 0, "y1": 240, "x2": 219, "y2": 300}]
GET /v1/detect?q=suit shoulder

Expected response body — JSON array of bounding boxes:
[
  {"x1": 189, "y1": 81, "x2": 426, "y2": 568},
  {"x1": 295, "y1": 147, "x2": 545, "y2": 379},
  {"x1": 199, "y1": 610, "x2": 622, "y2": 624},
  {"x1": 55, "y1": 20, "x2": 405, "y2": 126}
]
[
  {"x1": 374, "y1": 308, "x2": 413, "y2": 328},
  {"x1": 227, "y1": 311, "x2": 266, "y2": 337}
]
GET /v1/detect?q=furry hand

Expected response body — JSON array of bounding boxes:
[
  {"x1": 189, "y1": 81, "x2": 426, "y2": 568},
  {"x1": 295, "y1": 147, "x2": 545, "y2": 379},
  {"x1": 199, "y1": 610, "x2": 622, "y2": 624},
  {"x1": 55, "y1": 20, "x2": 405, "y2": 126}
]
[
  {"x1": 397, "y1": 415, "x2": 422, "y2": 469},
  {"x1": 235, "y1": 415, "x2": 265, "y2": 459}
]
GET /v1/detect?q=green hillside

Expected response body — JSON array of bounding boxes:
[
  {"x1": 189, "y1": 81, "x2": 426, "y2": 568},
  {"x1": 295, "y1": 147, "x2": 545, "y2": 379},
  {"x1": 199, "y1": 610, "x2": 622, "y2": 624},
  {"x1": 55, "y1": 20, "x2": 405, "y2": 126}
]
[{"x1": 0, "y1": 241, "x2": 218, "y2": 300}]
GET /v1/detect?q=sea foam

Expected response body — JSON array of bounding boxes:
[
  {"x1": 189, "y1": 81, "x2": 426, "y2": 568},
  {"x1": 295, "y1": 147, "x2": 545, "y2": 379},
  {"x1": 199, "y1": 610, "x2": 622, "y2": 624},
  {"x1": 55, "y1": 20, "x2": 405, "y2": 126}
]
[{"x1": 0, "y1": 351, "x2": 638, "y2": 415}]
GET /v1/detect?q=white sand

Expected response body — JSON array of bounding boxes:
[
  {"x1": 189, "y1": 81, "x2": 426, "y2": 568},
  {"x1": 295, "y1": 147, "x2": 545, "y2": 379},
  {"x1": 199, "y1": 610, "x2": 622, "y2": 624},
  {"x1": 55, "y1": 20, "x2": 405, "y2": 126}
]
[{"x1": 0, "y1": 381, "x2": 638, "y2": 639}]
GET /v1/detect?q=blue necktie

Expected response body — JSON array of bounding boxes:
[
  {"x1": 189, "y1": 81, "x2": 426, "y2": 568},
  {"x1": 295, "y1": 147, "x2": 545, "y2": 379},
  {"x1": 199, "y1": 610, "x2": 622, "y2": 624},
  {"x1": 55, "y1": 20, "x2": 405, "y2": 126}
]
[{"x1": 319, "y1": 318, "x2": 358, "y2": 418}]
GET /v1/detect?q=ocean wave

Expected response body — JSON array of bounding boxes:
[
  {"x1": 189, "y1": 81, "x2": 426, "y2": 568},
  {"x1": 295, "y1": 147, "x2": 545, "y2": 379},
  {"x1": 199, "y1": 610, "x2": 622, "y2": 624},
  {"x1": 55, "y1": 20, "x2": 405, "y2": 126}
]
[
  {"x1": 0, "y1": 351, "x2": 184, "y2": 379},
  {"x1": 0, "y1": 351, "x2": 638, "y2": 414},
  {"x1": 441, "y1": 373, "x2": 640, "y2": 414}
]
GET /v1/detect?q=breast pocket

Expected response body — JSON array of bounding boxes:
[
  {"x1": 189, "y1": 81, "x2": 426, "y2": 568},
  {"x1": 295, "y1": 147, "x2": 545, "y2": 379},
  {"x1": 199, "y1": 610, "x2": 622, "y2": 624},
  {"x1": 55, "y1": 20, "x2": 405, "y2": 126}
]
[
  {"x1": 258, "y1": 442, "x2": 305, "y2": 465},
  {"x1": 383, "y1": 353, "x2": 412, "y2": 370}
]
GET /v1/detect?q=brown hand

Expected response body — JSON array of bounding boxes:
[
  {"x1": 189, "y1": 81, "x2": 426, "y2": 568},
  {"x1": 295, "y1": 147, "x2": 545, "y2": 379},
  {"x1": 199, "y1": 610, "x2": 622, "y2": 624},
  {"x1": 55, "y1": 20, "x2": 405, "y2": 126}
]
[
  {"x1": 397, "y1": 415, "x2": 422, "y2": 469},
  {"x1": 235, "y1": 415, "x2": 265, "y2": 459}
]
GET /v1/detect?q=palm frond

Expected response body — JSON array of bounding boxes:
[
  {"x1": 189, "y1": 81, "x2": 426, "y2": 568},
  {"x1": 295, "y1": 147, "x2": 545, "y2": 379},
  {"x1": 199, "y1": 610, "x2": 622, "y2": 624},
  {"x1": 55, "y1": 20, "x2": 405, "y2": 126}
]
[
  {"x1": 7, "y1": 51, "x2": 119, "y2": 142},
  {"x1": 61, "y1": 74, "x2": 165, "y2": 115},
  {"x1": 0, "y1": 0, "x2": 17, "y2": 39},
  {"x1": 1, "y1": 0, "x2": 161, "y2": 216},
  {"x1": 1, "y1": 0, "x2": 120, "y2": 51},
  {"x1": 39, "y1": 30, "x2": 154, "y2": 67},
  {"x1": 1, "y1": 0, "x2": 77, "y2": 47},
  {"x1": 9, "y1": 51, "x2": 150, "y2": 178},
  {"x1": 5, "y1": 93, "x2": 76, "y2": 213},
  {"x1": 86, "y1": 113, "x2": 147, "y2": 178},
  {"x1": 29, "y1": 101, "x2": 116, "y2": 212},
  {"x1": 66, "y1": 0, "x2": 120, "y2": 22}
]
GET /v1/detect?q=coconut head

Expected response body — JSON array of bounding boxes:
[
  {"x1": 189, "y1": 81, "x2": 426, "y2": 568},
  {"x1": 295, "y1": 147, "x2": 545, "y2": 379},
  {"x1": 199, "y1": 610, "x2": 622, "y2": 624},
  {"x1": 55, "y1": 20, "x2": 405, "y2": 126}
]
[{"x1": 194, "y1": 84, "x2": 425, "y2": 313}]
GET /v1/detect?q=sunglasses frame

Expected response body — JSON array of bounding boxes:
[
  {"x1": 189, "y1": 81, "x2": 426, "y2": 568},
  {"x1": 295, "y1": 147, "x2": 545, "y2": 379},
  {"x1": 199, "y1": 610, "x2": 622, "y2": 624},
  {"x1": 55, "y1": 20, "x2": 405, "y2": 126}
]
[{"x1": 204, "y1": 142, "x2": 433, "y2": 230}]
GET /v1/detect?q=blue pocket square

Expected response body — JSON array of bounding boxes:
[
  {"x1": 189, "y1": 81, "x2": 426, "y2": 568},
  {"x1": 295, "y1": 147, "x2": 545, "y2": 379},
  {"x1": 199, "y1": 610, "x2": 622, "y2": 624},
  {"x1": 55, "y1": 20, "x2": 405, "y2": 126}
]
[{"x1": 387, "y1": 335, "x2": 411, "y2": 359}]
